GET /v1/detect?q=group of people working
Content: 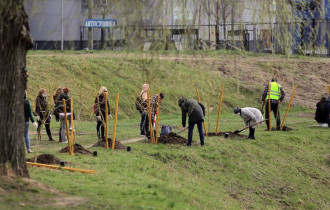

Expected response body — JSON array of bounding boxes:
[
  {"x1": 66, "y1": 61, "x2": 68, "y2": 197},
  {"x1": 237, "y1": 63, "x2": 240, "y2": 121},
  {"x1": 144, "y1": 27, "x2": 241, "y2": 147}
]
[
  {"x1": 24, "y1": 78, "x2": 328, "y2": 152},
  {"x1": 24, "y1": 87, "x2": 73, "y2": 153}
]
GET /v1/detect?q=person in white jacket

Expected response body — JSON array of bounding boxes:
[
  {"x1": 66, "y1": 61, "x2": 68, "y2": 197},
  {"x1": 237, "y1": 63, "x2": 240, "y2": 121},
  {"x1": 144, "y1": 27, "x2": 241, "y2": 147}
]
[{"x1": 234, "y1": 107, "x2": 263, "y2": 139}]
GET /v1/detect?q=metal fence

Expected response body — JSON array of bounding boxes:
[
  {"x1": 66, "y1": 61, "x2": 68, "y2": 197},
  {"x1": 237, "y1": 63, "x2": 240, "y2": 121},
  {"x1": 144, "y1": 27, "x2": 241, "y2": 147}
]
[{"x1": 36, "y1": 21, "x2": 330, "y2": 56}]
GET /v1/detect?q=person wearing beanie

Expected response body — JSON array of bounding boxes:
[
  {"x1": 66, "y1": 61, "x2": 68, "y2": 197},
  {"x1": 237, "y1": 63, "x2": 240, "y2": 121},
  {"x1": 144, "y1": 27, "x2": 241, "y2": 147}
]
[
  {"x1": 261, "y1": 77, "x2": 285, "y2": 130},
  {"x1": 178, "y1": 98, "x2": 205, "y2": 146},
  {"x1": 234, "y1": 107, "x2": 263, "y2": 139}
]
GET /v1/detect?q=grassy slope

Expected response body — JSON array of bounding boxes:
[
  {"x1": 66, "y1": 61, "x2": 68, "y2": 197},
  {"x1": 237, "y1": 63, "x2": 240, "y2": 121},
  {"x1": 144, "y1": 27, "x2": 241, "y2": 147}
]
[{"x1": 3, "y1": 51, "x2": 328, "y2": 209}]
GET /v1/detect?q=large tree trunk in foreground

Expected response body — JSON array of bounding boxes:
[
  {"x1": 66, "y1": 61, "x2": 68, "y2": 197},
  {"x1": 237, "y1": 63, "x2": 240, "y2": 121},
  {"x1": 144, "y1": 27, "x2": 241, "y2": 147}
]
[{"x1": 0, "y1": 0, "x2": 33, "y2": 177}]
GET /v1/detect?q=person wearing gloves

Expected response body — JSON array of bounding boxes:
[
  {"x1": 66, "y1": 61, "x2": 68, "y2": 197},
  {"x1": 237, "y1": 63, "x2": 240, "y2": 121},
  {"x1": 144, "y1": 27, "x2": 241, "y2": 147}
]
[
  {"x1": 54, "y1": 87, "x2": 72, "y2": 143},
  {"x1": 234, "y1": 107, "x2": 263, "y2": 140},
  {"x1": 94, "y1": 86, "x2": 111, "y2": 140},
  {"x1": 35, "y1": 88, "x2": 54, "y2": 141},
  {"x1": 178, "y1": 98, "x2": 205, "y2": 146},
  {"x1": 24, "y1": 91, "x2": 38, "y2": 153}
]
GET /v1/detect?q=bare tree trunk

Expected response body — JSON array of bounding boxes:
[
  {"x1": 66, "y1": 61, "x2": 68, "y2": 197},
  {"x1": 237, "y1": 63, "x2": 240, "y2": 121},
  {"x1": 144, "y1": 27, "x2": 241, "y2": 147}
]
[{"x1": 0, "y1": 0, "x2": 33, "y2": 177}]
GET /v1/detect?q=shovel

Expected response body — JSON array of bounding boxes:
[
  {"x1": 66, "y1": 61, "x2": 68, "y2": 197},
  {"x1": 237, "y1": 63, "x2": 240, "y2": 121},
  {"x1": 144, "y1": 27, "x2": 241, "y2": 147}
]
[
  {"x1": 176, "y1": 127, "x2": 188, "y2": 135},
  {"x1": 234, "y1": 120, "x2": 265, "y2": 134}
]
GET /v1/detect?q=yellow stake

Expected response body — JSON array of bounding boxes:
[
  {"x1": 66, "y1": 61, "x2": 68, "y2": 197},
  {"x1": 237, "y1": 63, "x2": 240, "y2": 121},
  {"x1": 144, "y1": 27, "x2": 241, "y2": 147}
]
[
  {"x1": 155, "y1": 89, "x2": 161, "y2": 144},
  {"x1": 196, "y1": 88, "x2": 207, "y2": 136},
  {"x1": 26, "y1": 162, "x2": 96, "y2": 174},
  {"x1": 215, "y1": 84, "x2": 224, "y2": 134},
  {"x1": 112, "y1": 93, "x2": 119, "y2": 149},
  {"x1": 105, "y1": 92, "x2": 108, "y2": 149},
  {"x1": 147, "y1": 90, "x2": 154, "y2": 143},
  {"x1": 70, "y1": 98, "x2": 74, "y2": 154},
  {"x1": 280, "y1": 85, "x2": 298, "y2": 130},
  {"x1": 63, "y1": 99, "x2": 72, "y2": 155},
  {"x1": 268, "y1": 81, "x2": 271, "y2": 131}
]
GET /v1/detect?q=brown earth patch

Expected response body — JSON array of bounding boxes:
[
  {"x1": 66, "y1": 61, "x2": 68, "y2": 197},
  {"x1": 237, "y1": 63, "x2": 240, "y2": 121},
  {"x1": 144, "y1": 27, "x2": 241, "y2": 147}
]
[
  {"x1": 207, "y1": 132, "x2": 246, "y2": 138},
  {"x1": 26, "y1": 154, "x2": 61, "y2": 164},
  {"x1": 59, "y1": 143, "x2": 92, "y2": 155},
  {"x1": 157, "y1": 132, "x2": 188, "y2": 144},
  {"x1": 93, "y1": 138, "x2": 126, "y2": 149}
]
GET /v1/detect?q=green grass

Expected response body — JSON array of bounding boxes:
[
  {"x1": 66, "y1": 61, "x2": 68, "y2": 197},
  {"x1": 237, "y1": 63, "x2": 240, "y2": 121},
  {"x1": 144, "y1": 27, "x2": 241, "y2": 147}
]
[
  {"x1": 17, "y1": 110, "x2": 329, "y2": 209},
  {"x1": 2, "y1": 51, "x2": 327, "y2": 209}
]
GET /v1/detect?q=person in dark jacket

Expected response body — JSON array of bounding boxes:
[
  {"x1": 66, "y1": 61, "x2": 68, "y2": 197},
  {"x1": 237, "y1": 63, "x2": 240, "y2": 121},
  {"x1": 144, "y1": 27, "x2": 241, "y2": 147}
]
[
  {"x1": 178, "y1": 98, "x2": 205, "y2": 146},
  {"x1": 24, "y1": 91, "x2": 38, "y2": 153},
  {"x1": 35, "y1": 88, "x2": 54, "y2": 141},
  {"x1": 54, "y1": 88, "x2": 72, "y2": 143},
  {"x1": 95, "y1": 86, "x2": 111, "y2": 140},
  {"x1": 314, "y1": 97, "x2": 327, "y2": 126},
  {"x1": 323, "y1": 96, "x2": 330, "y2": 128}
]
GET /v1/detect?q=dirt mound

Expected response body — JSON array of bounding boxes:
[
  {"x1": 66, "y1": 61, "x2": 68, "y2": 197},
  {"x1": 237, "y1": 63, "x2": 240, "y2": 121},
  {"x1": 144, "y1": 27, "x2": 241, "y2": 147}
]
[
  {"x1": 207, "y1": 132, "x2": 246, "y2": 138},
  {"x1": 26, "y1": 154, "x2": 61, "y2": 164},
  {"x1": 158, "y1": 132, "x2": 188, "y2": 144},
  {"x1": 59, "y1": 143, "x2": 92, "y2": 155},
  {"x1": 93, "y1": 138, "x2": 126, "y2": 149}
]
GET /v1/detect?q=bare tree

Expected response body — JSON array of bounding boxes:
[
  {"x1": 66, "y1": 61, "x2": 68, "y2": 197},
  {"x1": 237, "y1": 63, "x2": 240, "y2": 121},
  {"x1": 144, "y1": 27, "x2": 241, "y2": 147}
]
[{"x1": 0, "y1": 0, "x2": 33, "y2": 177}]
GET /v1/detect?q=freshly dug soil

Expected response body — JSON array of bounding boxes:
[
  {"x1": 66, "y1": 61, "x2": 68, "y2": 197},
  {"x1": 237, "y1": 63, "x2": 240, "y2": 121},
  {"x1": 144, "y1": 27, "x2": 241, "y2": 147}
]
[
  {"x1": 207, "y1": 132, "x2": 246, "y2": 138},
  {"x1": 158, "y1": 132, "x2": 188, "y2": 144},
  {"x1": 59, "y1": 143, "x2": 92, "y2": 155},
  {"x1": 93, "y1": 138, "x2": 126, "y2": 149},
  {"x1": 26, "y1": 154, "x2": 61, "y2": 164}
]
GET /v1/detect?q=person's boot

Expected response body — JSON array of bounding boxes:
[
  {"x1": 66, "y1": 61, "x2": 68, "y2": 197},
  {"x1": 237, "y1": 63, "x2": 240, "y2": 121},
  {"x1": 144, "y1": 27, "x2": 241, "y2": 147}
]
[{"x1": 48, "y1": 135, "x2": 55, "y2": 141}]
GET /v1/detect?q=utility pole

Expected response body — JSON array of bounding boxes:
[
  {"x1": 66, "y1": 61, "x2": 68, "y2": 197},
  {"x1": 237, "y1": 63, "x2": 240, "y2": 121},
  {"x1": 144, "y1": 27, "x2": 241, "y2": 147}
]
[
  {"x1": 61, "y1": 0, "x2": 64, "y2": 50},
  {"x1": 88, "y1": 0, "x2": 93, "y2": 50}
]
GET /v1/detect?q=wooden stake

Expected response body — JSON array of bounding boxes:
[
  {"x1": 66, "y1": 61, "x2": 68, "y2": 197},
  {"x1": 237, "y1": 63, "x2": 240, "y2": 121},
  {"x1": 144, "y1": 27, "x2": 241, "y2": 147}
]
[
  {"x1": 70, "y1": 98, "x2": 74, "y2": 153},
  {"x1": 155, "y1": 89, "x2": 161, "y2": 144},
  {"x1": 147, "y1": 90, "x2": 154, "y2": 143},
  {"x1": 34, "y1": 124, "x2": 43, "y2": 163},
  {"x1": 328, "y1": 85, "x2": 330, "y2": 94},
  {"x1": 268, "y1": 81, "x2": 271, "y2": 131},
  {"x1": 215, "y1": 84, "x2": 224, "y2": 134},
  {"x1": 26, "y1": 162, "x2": 96, "y2": 174},
  {"x1": 105, "y1": 92, "x2": 108, "y2": 149},
  {"x1": 196, "y1": 88, "x2": 207, "y2": 136},
  {"x1": 112, "y1": 93, "x2": 119, "y2": 149},
  {"x1": 280, "y1": 85, "x2": 297, "y2": 130},
  {"x1": 63, "y1": 99, "x2": 72, "y2": 155}
]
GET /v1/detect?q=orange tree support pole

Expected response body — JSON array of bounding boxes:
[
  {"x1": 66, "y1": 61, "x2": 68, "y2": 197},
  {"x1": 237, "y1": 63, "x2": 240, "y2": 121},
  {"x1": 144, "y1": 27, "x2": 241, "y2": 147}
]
[
  {"x1": 328, "y1": 85, "x2": 330, "y2": 94},
  {"x1": 196, "y1": 88, "x2": 207, "y2": 136},
  {"x1": 147, "y1": 90, "x2": 154, "y2": 143},
  {"x1": 155, "y1": 88, "x2": 161, "y2": 144},
  {"x1": 26, "y1": 162, "x2": 97, "y2": 174},
  {"x1": 215, "y1": 84, "x2": 224, "y2": 134},
  {"x1": 63, "y1": 99, "x2": 72, "y2": 155},
  {"x1": 268, "y1": 81, "x2": 271, "y2": 131},
  {"x1": 280, "y1": 85, "x2": 298, "y2": 130},
  {"x1": 70, "y1": 98, "x2": 74, "y2": 154},
  {"x1": 112, "y1": 93, "x2": 119, "y2": 149},
  {"x1": 105, "y1": 92, "x2": 109, "y2": 149}
]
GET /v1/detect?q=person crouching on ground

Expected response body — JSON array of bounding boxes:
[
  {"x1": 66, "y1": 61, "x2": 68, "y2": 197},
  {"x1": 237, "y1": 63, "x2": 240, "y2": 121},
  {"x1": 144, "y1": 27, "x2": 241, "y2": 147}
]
[
  {"x1": 178, "y1": 98, "x2": 205, "y2": 146},
  {"x1": 95, "y1": 86, "x2": 111, "y2": 140},
  {"x1": 35, "y1": 88, "x2": 54, "y2": 141},
  {"x1": 234, "y1": 107, "x2": 263, "y2": 140}
]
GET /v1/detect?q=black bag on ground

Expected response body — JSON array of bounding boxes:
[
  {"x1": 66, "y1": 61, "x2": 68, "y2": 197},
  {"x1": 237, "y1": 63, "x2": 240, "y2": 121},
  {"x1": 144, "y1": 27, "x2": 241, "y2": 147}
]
[{"x1": 160, "y1": 125, "x2": 172, "y2": 136}]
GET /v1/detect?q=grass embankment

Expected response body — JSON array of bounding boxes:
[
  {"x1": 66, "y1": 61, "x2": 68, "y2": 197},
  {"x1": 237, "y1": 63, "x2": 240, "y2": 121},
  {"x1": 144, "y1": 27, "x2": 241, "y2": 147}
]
[{"x1": 1, "y1": 51, "x2": 328, "y2": 209}]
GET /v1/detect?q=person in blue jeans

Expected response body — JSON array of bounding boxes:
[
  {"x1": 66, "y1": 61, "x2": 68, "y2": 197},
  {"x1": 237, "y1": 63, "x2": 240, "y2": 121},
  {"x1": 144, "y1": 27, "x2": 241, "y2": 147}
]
[
  {"x1": 24, "y1": 92, "x2": 38, "y2": 153},
  {"x1": 178, "y1": 98, "x2": 205, "y2": 146}
]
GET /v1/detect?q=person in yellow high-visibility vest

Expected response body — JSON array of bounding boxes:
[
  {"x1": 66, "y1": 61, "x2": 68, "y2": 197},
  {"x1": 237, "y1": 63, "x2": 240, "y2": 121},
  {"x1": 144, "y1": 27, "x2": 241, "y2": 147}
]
[{"x1": 262, "y1": 78, "x2": 286, "y2": 130}]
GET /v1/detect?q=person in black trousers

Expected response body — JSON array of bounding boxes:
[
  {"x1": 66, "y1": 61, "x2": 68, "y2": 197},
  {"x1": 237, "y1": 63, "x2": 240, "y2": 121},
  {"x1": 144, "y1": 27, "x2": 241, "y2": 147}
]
[{"x1": 95, "y1": 86, "x2": 111, "y2": 140}]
